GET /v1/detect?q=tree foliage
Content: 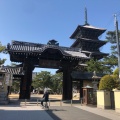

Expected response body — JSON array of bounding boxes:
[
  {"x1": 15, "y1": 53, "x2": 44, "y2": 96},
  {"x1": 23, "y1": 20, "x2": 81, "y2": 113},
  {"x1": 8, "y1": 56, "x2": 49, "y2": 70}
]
[
  {"x1": 106, "y1": 31, "x2": 117, "y2": 44},
  {"x1": 51, "y1": 72, "x2": 63, "y2": 94},
  {"x1": 112, "y1": 68, "x2": 120, "y2": 90},
  {"x1": 11, "y1": 81, "x2": 20, "y2": 93},
  {"x1": 32, "y1": 71, "x2": 63, "y2": 94},
  {"x1": 0, "y1": 42, "x2": 6, "y2": 65},
  {"x1": 103, "y1": 30, "x2": 120, "y2": 69},
  {"x1": 86, "y1": 30, "x2": 120, "y2": 73},
  {"x1": 86, "y1": 58, "x2": 112, "y2": 74},
  {"x1": 113, "y1": 68, "x2": 119, "y2": 76},
  {"x1": 32, "y1": 71, "x2": 52, "y2": 90}
]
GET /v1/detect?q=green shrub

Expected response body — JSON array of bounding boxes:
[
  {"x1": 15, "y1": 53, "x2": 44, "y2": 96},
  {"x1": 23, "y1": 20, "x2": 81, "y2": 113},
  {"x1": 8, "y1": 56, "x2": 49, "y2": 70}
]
[
  {"x1": 113, "y1": 68, "x2": 119, "y2": 76},
  {"x1": 113, "y1": 68, "x2": 120, "y2": 89},
  {"x1": 99, "y1": 75, "x2": 116, "y2": 91}
]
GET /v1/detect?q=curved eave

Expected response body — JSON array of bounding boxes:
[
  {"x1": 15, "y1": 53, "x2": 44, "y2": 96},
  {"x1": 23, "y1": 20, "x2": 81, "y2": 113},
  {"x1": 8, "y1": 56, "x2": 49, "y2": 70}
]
[
  {"x1": 71, "y1": 38, "x2": 107, "y2": 48},
  {"x1": 70, "y1": 25, "x2": 106, "y2": 39},
  {"x1": 70, "y1": 25, "x2": 80, "y2": 39},
  {"x1": 92, "y1": 52, "x2": 109, "y2": 56},
  {"x1": 81, "y1": 50, "x2": 109, "y2": 56},
  {"x1": 63, "y1": 50, "x2": 90, "y2": 59},
  {"x1": 70, "y1": 39, "x2": 80, "y2": 47}
]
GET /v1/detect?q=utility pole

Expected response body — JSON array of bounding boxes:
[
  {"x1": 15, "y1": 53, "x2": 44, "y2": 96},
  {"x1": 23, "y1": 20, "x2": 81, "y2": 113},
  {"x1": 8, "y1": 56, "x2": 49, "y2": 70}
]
[{"x1": 114, "y1": 14, "x2": 120, "y2": 79}]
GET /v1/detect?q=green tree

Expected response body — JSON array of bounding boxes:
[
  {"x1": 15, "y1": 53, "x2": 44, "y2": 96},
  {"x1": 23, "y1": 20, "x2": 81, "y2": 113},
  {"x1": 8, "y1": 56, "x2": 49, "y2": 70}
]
[
  {"x1": 32, "y1": 71, "x2": 53, "y2": 90},
  {"x1": 11, "y1": 81, "x2": 20, "y2": 93},
  {"x1": 32, "y1": 71, "x2": 63, "y2": 94},
  {"x1": 86, "y1": 58, "x2": 112, "y2": 74},
  {"x1": 0, "y1": 42, "x2": 6, "y2": 65},
  {"x1": 8, "y1": 63, "x2": 21, "y2": 93},
  {"x1": 86, "y1": 30, "x2": 120, "y2": 74},
  {"x1": 51, "y1": 72, "x2": 63, "y2": 94},
  {"x1": 113, "y1": 68, "x2": 120, "y2": 90},
  {"x1": 103, "y1": 30, "x2": 120, "y2": 69}
]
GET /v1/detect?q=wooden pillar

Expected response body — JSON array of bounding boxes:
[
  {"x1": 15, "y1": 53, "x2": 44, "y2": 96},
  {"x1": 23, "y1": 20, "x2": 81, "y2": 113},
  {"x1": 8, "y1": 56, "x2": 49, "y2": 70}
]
[
  {"x1": 80, "y1": 80, "x2": 83, "y2": 99},
  {"x1": 19, "y1": 60, "x2": 34, "y2": 99},
  {"x1": 62, "y1": 63, "x2": 72, "y2": 100},
  {"x1": 19, "y1": 76, "x2": 24, "y2": 99}
]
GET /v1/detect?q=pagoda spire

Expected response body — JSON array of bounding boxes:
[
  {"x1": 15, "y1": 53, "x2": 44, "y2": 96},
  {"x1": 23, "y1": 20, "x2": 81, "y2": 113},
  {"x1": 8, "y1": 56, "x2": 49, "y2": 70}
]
[{"x1": 84, "y1": 7, "x2": 89, "y2": 25}]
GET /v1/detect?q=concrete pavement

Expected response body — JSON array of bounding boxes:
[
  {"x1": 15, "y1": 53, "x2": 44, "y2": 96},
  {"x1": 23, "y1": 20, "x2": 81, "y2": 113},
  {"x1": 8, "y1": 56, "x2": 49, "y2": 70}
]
[
  {"x1": 0, "y1": 105, "x2": 53, "y2": 120},
  {"x1": 75, "y1": 105, "x2": 120, "y2": 120},
  {"x1": 1, "y1": 102, "x2": 120, "y2": 120},
  {"x1": 0, "y1": 95, "x2": 120, "y2": 120}
]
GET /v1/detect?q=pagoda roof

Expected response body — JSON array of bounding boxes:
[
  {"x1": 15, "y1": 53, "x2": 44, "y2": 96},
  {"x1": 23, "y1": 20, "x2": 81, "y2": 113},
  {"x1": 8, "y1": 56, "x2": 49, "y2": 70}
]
[
  {"x1": 80, "y1": 50, "x2": 109, "y2": 59},
  {"x1": 71, "y1": 38, "x2": 107, "y2": 48},
  {"x1": 70, "y1": 24, "x2": 106, "y2": 39},
  {"x1": 81, "y1": 50, "x2": 108, "y2": 56},
  {"x1": 6, "y1": 40, "x2": 90, "y2": 62},
  {"x1": 83, "y1": 25, "x2": 106, "y2": 30}
]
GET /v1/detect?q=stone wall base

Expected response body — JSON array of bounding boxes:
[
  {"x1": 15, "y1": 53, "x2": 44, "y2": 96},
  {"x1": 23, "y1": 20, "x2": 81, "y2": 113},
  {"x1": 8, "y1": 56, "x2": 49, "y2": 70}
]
[
  {"x1": 115, "y1": 108, "x2": 120, "y2": 113},
  {"x1": 97, "y1": 105, "x2": 111, "y2": 109}
]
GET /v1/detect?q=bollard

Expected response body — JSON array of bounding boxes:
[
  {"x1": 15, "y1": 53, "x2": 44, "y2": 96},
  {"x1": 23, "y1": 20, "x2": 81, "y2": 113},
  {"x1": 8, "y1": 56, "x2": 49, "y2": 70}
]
[
  {"x1": 60, "y1": 100, "x2": 62, "y2": 106},
  {"x1": 71, "y1": 99, "x2": 72, "y2": 106},
  {"x1": 37, "y1": 99, "x2": 38, "y2": 106},
  {"x1": 81, "y1": 98, "x2": 83, "y2": 106},
  {"x1": 49, "y1": 100, "x2": 50, "y2": 107}
]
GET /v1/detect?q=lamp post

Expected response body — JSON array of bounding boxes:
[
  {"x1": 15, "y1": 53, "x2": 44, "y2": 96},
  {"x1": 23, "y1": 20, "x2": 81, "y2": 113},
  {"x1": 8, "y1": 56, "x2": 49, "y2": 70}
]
[{"x1": 114, "y1": 14, "x2": 120, "y2": 79}]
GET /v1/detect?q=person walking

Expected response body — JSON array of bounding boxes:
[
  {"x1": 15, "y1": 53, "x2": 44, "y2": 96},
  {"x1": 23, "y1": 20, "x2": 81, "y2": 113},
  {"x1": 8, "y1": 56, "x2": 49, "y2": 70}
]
[{"x1": 41, "y1": 90, "x2": 49, "y2": 107}]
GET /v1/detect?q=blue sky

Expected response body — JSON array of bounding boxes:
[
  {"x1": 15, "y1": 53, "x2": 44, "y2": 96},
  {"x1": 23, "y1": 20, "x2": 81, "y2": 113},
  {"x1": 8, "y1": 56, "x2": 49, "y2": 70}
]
[{"x1": 0, "y1": 0, "x2": 120, "y2": 74}]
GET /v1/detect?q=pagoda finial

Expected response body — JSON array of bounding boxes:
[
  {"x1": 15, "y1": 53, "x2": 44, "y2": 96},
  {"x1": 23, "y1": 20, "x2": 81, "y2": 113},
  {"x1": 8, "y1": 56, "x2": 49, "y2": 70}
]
[{"x1": 85, "y1": 7, "x2": 88, "y2": 25}]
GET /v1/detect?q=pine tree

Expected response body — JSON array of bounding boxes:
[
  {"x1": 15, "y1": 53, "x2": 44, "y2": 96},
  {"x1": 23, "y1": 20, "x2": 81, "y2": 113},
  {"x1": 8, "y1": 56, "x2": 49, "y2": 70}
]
[
  {"x1": 86, "y1": 30, "x2": 120, "y2": 74},
  {"x1": 103, "y1": 30, "x2": 120, "y2": 69}
]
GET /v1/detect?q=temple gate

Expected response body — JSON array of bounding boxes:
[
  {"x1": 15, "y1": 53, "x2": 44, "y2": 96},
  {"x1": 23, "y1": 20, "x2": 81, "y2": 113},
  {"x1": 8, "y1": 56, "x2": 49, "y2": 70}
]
[{"x1": 6, "y1": 40, "x2": 89, "y2": 100}]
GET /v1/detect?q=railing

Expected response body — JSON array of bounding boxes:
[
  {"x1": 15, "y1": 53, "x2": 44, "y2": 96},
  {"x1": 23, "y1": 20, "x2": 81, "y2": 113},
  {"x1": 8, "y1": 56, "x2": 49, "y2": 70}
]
[
  {"x1": 20, "y1": 98, "x2": 84, "y2": 107},
  {"x1": 36, "y1": 99, "x2": 83, "y2": 107}
]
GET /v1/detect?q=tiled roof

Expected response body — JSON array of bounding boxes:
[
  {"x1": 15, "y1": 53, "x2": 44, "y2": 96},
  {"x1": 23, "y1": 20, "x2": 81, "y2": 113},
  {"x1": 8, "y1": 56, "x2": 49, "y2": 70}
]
[
  {"x1": 1, "y1": 66, "x2": 24, "y2": 75},
  {"x1": 70, "y1": 25, "x2": 106, "y2": 39},
  {"x1": 71, "y1": 37, "x2": 107, "y2": 48},
  {"x1": 64, "y1": 50, "x2": 88, "y2": 58},
  {"x1": 7, "y1": 40, "x2": 90, "y2": 60}
]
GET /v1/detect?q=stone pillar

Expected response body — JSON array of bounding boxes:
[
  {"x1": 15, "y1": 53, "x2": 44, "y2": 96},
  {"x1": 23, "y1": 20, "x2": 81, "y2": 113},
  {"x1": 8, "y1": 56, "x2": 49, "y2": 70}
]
[
  {"x1": 92, "y1": 81, "x2": 99, "y2": 91},
  {"x1": 19, "y1": 60, "x2": 34, "y2": 99},
  {"x1": 62, "y1": 63, "x2": 72, "y2": 100}
]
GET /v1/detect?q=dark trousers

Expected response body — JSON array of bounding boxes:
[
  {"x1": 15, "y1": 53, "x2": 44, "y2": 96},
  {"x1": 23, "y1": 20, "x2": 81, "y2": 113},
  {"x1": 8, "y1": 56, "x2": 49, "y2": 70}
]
[
  {"x1": 41, "y1": 98, "x2": 48, "y2": 106},
  {"x1": 41, "y1": 98, "x2": 45, "y2": 106}
]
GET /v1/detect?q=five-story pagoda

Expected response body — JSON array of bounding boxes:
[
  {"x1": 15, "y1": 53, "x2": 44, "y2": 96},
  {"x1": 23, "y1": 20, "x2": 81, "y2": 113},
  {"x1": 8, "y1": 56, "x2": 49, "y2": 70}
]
[
  {"x1": 70, "y1": 8, "x2": 108, "y2": 98},
  {"x1": 70, "y1": 8, "x2": 108, "y2": 60}
]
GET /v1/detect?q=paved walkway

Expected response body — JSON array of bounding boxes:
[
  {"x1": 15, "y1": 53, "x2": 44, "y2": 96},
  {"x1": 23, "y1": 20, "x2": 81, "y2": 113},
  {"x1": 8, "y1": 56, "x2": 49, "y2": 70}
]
[{"x1": 0, "y1": 98, "x2": 120, "y2": 120}]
